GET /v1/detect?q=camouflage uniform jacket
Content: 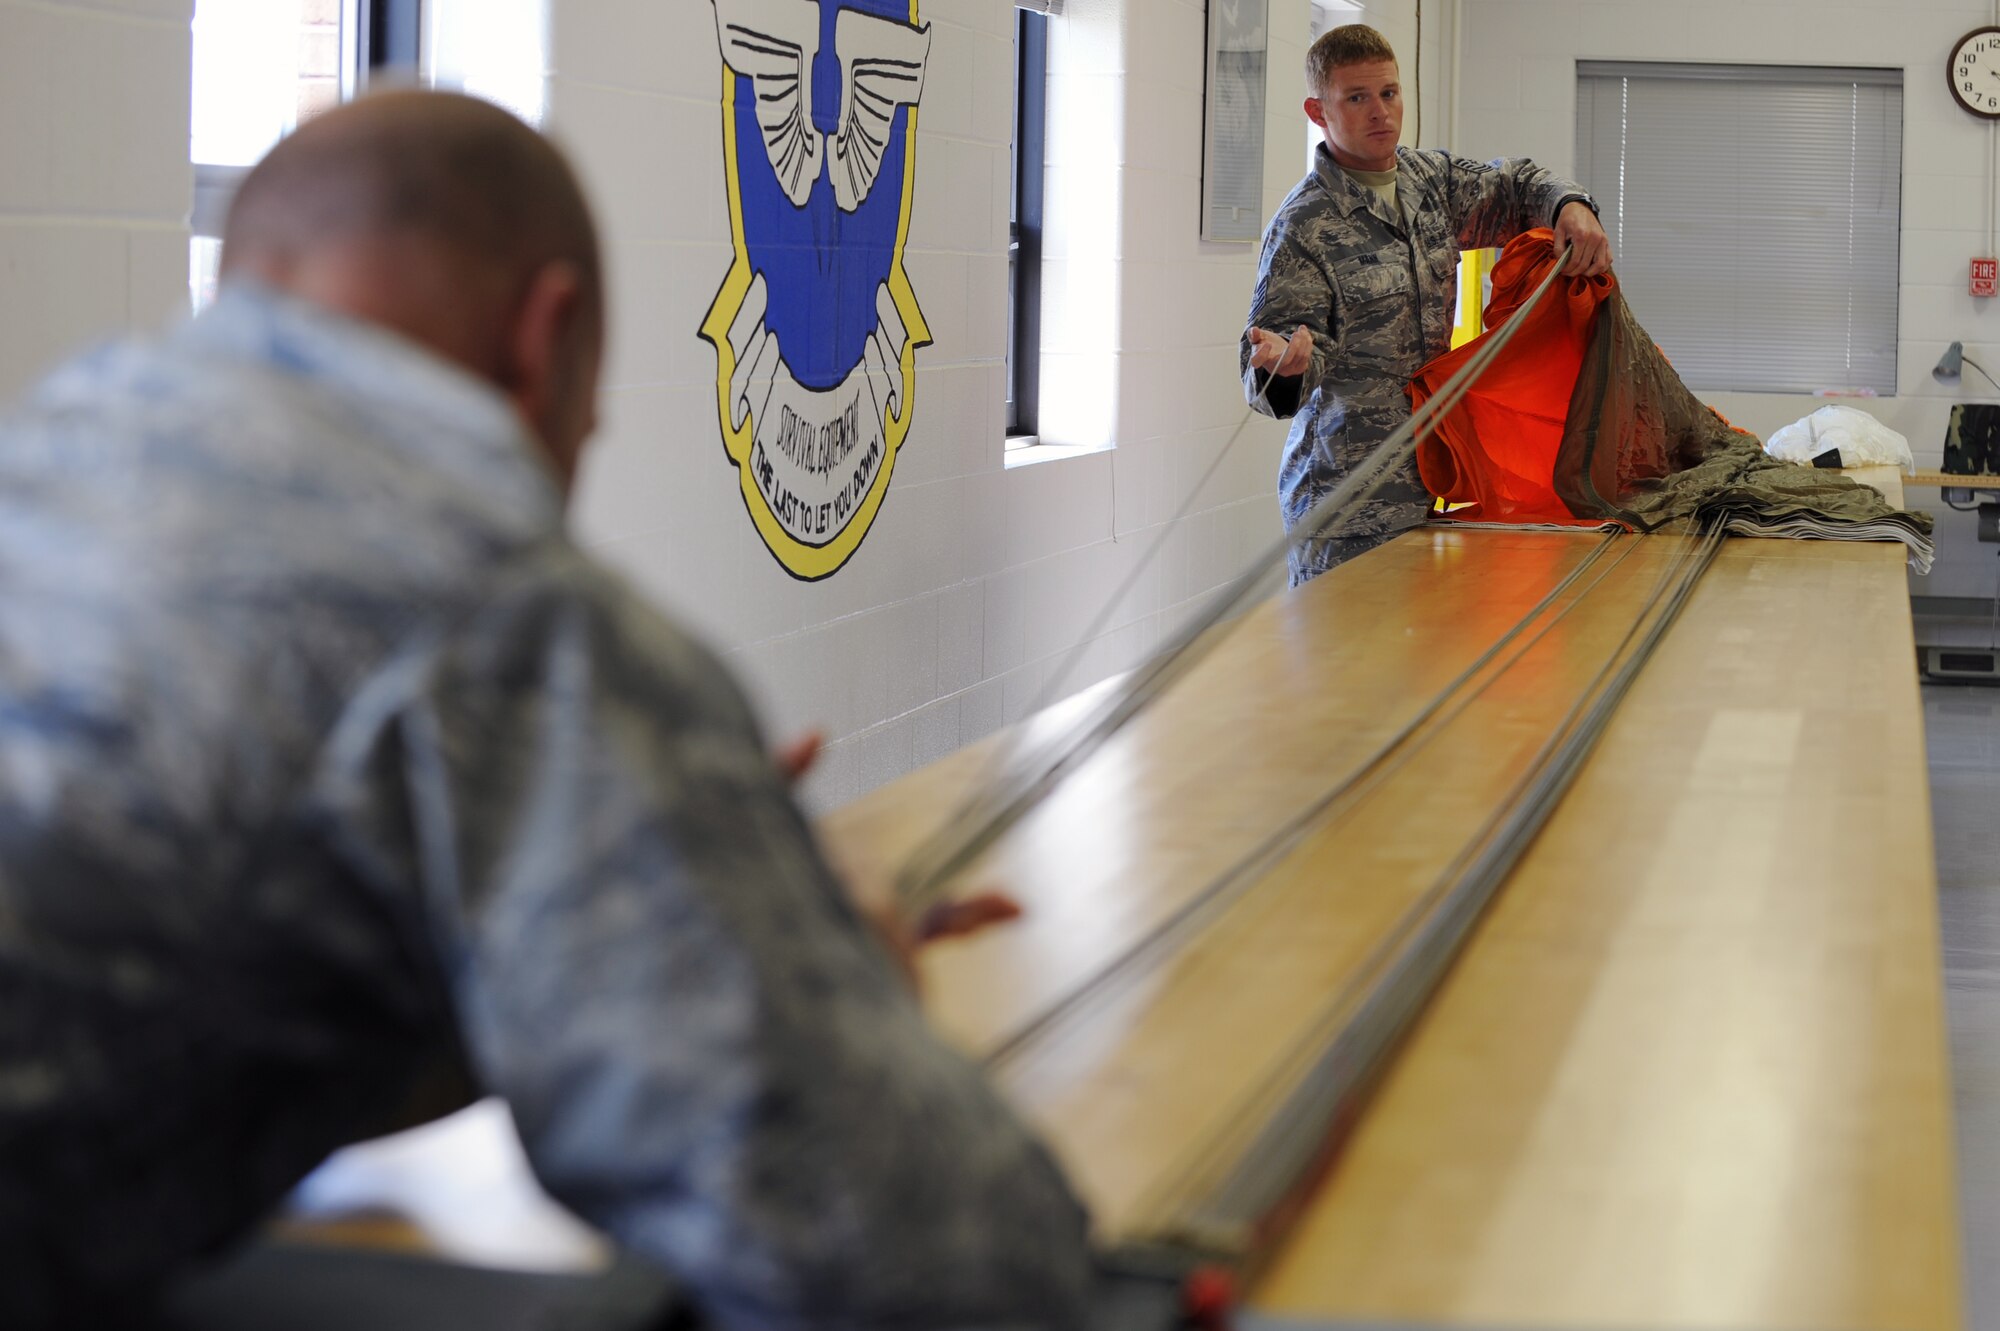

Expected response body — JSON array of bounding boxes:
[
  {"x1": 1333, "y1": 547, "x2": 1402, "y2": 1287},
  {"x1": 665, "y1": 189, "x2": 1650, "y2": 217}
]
[
  {"x1": 1240, "y1": 143, "x2": 1590, "y2": 583},
  {"x1": 0, "y1": 287, "x2": 1092, "y2": 1329}
]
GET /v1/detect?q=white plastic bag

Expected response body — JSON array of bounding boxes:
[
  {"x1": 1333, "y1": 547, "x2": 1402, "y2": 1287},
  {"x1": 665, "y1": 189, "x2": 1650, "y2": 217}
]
[{"x1": 1764, "y1": 405, "x2": 1913, "y2": 471}]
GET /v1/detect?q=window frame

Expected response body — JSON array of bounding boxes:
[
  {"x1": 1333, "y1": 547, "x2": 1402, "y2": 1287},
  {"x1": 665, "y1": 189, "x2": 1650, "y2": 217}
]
[
  {"x1": 358, "y1": 0, "x2": 422, "y2": 76},
  {"x1": 1007, "y1": 7, "x2": 1048, "y2": 442},
  {"x1": 190, "y1": 0, "x2": 422, "y2": 243}
]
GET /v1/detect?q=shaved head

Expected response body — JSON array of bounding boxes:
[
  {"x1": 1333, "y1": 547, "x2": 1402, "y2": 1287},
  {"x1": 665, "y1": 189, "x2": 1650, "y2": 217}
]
[
  {"x1": 221, "y1": 91, "x2": 606, "y2": 486},
  {"x1": 223, "y1": 90, "x2": 600, "y2": 311}
]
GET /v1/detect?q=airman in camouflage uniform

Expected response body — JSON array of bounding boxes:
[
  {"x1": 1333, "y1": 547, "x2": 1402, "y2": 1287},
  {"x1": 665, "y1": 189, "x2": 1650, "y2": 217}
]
[
  {"x1": 0, "y1": 95, "x2": 1093, "y2": 1329},
  {"x1": 1242, "y1": 25, "x2": 1611, "y2": 585}
]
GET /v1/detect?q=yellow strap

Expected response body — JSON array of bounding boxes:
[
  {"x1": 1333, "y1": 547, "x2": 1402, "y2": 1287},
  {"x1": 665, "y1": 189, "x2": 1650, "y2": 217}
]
[{"x1": 1450, "y1": 247, "x2": 1496, "y2": 349}]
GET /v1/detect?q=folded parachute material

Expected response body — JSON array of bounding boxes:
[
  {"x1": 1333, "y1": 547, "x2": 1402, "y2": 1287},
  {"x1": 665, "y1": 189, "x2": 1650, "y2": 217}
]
[
  {"x1": 1612, "y1": 437, "x2": 1935, "y2": 572},
  {"x1": 1410, "y1": 230, "x2": 1934, "y2": 570}
]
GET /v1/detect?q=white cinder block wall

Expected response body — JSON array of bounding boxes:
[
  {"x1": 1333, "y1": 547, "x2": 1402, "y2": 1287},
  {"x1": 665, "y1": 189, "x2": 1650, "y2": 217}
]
[
  {"x1": 0, "y1": 0, "x2": 191, "y2": 402},
  {"x1": 550, "y1": 0, "x2": 2000, "y2": 805},
  {"x1": 10, "y1": 0, "x2": 1973, "y2": 804},
  {"x1": 1398, "y1": 0, "x2": 2000, "y2": 600},
  {"x1": 552, "y1": 0, "x2": 1319, "y2": 810}
]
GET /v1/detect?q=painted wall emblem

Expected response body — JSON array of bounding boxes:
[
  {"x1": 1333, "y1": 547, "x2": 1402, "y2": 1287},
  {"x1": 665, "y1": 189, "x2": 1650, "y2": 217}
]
[{"x1": 702, "y1": 0, "x2": 932, "y2": 580}]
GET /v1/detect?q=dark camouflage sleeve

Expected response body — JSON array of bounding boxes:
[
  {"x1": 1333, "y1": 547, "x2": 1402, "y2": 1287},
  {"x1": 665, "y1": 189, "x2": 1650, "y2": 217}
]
[
  {"x1": 1240, "y1": 212, "x2": 1334, "y2": 420},
  {"x1": 313, "y1": 553, "x2": 1094, "y2": 1330},
  {"x1": 1437, "y1": 154, "x2": 1589, "y2": 251}
]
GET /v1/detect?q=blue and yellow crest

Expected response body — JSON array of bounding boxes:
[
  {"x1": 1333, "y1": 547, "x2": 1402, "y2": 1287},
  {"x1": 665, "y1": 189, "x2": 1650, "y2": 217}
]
[{"x1": 701, "y1": 0, "x2": 932, "y2": 580}]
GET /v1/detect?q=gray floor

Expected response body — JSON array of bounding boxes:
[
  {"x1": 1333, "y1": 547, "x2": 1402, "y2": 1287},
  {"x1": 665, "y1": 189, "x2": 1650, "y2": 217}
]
[{"x1": 1927, "y1": 684, "x2": 2000, "y2": 1328}]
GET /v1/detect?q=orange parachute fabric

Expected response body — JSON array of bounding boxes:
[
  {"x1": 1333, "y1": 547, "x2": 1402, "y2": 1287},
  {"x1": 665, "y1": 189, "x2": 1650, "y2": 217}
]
[
  {"x1": 1410, "y1": 228, "x2": 1753, "y2": 528},
  {"x1": 1409, "y1": 230, "x2": 1612, "y2": 524}
]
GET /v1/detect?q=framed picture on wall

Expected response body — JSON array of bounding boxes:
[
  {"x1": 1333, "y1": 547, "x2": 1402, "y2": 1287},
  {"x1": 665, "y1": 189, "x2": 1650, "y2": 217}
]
[{"x1": 1201, "y1": 0, "x2": 1269, "y2": 242}]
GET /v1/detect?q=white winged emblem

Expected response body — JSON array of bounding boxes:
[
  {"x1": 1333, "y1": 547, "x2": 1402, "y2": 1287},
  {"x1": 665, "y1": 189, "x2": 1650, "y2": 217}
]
[
  {"x1": 829, "y1": 7, "x2": 930, "y2": 211},
  {"x1": 711, "y1": 0, "x2": 930, "y2": 212},
  {"x1": 709, "y1": 0, "x2": 824, "y2": 206}
]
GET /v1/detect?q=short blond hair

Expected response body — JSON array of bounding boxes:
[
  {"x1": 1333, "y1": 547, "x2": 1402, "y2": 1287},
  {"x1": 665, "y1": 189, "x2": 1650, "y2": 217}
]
[{"x1": 1306, "y1": 24, "x2": 1398, "y2": 99}]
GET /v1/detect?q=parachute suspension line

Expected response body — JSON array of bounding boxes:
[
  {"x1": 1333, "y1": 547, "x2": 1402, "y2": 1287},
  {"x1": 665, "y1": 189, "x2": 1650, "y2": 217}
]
[
  {"x1": 1135, "y1": 517, "x2": 1725, "y2": 1263},
  {"x1": 942, "y1": 404, "x2": 1269, "y2": 850},
  {"x1": 978, "y1": 525, "x2": 1636, "y2": 1076},
  {"x1": 892, "y1": 248, "x2": 1579, "y2": 917}
]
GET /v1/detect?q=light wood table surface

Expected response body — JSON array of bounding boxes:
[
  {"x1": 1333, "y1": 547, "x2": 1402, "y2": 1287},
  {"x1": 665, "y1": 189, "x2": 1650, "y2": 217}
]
[
  {"x1": 1907, "y1": 470, "x2": 2000, "y2": 491},
  {"x1": 821, "y1": 519, "x2": 1959, "y2": 1331}
]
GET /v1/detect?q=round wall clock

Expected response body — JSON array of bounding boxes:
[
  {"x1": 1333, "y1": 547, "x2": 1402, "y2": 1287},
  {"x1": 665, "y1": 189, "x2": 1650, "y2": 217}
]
[{"x1": 1950, "y1": 27, "x2": 2000, "y2": 118}]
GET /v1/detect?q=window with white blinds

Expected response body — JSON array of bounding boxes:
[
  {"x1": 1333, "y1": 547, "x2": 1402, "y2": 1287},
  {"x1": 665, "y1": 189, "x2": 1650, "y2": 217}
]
[{"x1": 1574, "y1": 62, "x2": 1903, "y2": 396}]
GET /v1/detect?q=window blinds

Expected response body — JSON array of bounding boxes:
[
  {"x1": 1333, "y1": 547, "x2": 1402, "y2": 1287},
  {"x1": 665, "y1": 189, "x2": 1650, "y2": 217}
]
[{"x1": 1574, "y1": 62, "x2": 1903, "y2": 396}]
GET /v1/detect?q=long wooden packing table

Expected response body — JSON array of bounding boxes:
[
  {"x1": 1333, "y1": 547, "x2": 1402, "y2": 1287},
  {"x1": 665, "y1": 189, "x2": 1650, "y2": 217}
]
[{"x1": 821, "y1": 497, "x2": 1960, "y2": 1329}]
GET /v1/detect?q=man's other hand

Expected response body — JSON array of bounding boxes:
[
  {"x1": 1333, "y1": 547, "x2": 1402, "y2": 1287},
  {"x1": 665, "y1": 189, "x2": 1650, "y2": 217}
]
[
  {"x1": 774, "y1": 730, "x2": 824, "y2": 786},
  {"x1": 1553, "y1": 201, "x2": 1613, "y2": 277},
  {"x1": 913, "y1": 892, "x2": 1024, "y2": 945},
  {"x1": 1247, "y1": 324, "x2": 1314, "y2": 377},
  {"x1": 864, "y1": 891, "x2": 1025, "y2": 995}
]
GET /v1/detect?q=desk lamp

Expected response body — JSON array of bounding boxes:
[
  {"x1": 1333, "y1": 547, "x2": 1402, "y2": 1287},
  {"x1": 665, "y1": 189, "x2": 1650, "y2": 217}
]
[{"x1": 1934, "y1": 341, "x2": 2000, "y2": 393}]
